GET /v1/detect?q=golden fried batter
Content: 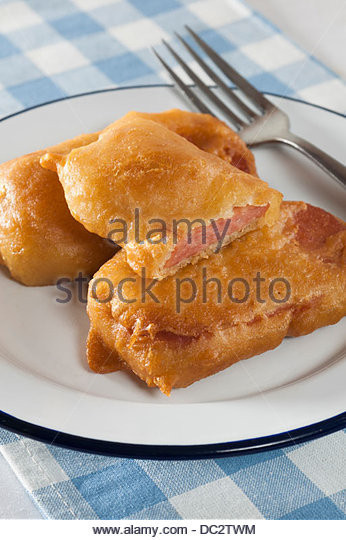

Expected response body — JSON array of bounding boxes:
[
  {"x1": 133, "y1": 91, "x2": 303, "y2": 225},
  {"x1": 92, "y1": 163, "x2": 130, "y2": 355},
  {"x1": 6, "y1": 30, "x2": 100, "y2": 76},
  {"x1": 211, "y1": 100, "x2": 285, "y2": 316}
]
[
  {"x1": 41, "y1": 111, "x2": 281, "y2": 279},
  {"x1": 86, "y1": 202, "x2": 346, "y2": 395},
  {"x1": 0, "y1": 134, "x2": 117, "y2": 286},
  {"x1": 134, "y1": 109, "x2": 257, "y2": 175},
  {"x1": 0, "y1": 110, "x2": 256, "y2": 286}
]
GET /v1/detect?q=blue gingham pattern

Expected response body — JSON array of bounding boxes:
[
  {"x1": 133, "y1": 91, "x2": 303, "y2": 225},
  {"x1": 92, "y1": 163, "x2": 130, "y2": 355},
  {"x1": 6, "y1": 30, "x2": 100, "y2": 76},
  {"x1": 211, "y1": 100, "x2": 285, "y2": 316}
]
[
  {"x1": 0, "y1": 0, "x2": 345, "y2": 521},
  {"x1": 0, "y1": 0, "x2": 345, "y2": 119},
  {"x1": 0, "y1": 429, "x2": 345, "y2": 519}
]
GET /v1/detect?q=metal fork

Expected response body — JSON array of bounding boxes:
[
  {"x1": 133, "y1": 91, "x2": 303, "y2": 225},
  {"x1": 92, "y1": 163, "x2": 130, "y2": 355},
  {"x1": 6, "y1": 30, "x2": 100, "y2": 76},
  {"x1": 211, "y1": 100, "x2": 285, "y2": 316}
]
[{"x1": 153, "y1": 26, "x2": 346, "y2": 187}]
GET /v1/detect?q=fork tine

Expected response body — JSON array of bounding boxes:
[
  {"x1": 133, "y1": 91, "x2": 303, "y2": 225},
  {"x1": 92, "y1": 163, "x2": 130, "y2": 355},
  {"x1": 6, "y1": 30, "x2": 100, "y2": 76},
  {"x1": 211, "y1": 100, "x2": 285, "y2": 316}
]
[
  {"x1": 175, "y1": 32, "x2": 256, "y2": 120},
  {"x1": 186, "y1": 26, "x2": 274, "y2": 113},
  {"x1": 152, "y1": 48, "x2": 214, "y2": 116},
  {"x1": 162, "y1": 40, "x2": 245, "y2": 129}
]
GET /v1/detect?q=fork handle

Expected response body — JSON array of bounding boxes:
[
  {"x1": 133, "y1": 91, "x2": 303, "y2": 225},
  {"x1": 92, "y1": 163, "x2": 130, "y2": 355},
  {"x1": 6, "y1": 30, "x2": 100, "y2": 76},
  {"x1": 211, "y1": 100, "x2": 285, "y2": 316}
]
[{"x1": 275, "y1": 131, "x2": 346, "y2": 188}]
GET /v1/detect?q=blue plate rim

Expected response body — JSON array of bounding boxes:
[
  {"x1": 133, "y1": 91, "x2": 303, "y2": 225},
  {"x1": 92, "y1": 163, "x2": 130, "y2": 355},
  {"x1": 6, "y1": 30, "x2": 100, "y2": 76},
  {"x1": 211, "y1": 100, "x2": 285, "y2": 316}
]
[
  {"x1": 0, "y1": 410, "x2": 345, "y2": 459},
  {"x1": 0, "y1": 83, "x2": 345, "y2": 124},
  {"x1": 0, "y1": 84, "x2": 345, "y2": 458}
]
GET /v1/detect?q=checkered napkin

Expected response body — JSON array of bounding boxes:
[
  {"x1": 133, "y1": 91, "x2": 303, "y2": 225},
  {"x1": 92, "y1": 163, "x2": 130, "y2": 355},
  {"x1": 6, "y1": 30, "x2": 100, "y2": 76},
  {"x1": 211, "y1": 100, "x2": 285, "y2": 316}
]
[
  {"x1": 0, "y1": 429, "x2": 345, "y2": 519},
  {"x1": 0, "y1": 0, "x2": 345, "y2": 521},
  {"x1": 0, "y1": 0, "x2": 345, "y2": 117}
]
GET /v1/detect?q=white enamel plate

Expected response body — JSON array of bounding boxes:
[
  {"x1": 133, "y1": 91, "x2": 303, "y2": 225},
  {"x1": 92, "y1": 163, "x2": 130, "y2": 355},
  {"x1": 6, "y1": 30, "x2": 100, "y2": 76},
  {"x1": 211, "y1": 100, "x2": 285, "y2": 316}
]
[{"x1": 0, "y1": 86, "x2": 345, "y2": 458}]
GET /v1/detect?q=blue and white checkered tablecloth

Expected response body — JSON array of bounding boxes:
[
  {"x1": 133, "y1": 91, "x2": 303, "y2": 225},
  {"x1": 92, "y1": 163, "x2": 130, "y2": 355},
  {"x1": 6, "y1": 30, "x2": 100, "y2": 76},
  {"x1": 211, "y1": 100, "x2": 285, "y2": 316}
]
[{"x1": 0, "y1": 0, "x2": 345, "y2": 521}]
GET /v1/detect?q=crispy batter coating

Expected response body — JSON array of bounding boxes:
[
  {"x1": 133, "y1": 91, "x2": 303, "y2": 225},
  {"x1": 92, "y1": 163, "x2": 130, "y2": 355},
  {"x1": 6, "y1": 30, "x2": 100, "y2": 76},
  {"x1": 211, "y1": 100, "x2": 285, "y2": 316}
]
[
  {"x1": 0, "y1": 110, "x2": 256, "y2": 286},
  {"x1": 41, "y1": 111, "x2": 281, "y2": 279},
  {"x1": 86, "y1": 202, "x2": 346, "y2": 395},
  {"x1": 134, "y1": 109, "x2": 257, "y2": 175},
  {"x1": 0, "y1": 134, "x2": 116, "y2": 286}
]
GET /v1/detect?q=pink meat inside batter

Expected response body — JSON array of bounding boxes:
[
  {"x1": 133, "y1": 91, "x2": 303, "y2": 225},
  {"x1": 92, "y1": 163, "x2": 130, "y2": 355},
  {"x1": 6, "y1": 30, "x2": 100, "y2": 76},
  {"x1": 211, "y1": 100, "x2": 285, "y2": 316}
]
[{"x1": 165, "y1": 204, "x2": 268, "y2": 269}]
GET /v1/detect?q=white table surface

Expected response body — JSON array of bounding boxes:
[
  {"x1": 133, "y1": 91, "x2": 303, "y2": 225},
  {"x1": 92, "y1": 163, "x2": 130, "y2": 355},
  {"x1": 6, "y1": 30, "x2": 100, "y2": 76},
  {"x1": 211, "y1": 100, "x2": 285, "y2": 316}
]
[
  {"x1": 248, "y1": 0, "x2": 346, "y2": 80},
  {"x1": 0, "y1": 453, "x2": 42, "y2": 518},
  {"x1": 1, "y1": 0, "x2": 345, "y2": 520}
]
